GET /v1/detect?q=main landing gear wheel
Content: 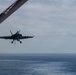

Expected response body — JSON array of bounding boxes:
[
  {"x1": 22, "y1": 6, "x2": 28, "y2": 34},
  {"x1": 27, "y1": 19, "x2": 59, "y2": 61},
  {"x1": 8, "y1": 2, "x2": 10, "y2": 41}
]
[
  {"x1": 11, "y1": 41, "x2": 13, "y2": 44},
  {"x1": 20, "y1": 41, "x2": 22, "y2": 43}
]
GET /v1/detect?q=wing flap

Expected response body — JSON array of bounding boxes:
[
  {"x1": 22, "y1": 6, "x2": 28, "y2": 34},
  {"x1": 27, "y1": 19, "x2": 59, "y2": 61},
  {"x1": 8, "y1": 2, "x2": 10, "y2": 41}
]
[
  {"x1": 20, "y1": 36, "x2": 34, "y2": 39},
  {"x1": 0, "y1": 36, "x2": 12, "y2": 39}
]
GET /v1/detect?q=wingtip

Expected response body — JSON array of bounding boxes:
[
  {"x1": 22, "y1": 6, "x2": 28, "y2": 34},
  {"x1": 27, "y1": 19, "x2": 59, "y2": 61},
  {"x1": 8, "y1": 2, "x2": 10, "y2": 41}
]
[{"x1": 30, "y1": 36, "x2": 34, "y2": 38}]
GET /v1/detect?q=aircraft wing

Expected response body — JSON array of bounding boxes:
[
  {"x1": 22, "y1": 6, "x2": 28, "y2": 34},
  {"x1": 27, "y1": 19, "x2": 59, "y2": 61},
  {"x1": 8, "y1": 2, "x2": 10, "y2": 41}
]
[
  {"x1": 0, "y1": 36, "x2": 12, "y2": 39},
  {"x1": 0, "y1": 0, "x2": 28, "y2": 23},
  {"x1": 20, "y1": 36, "x2": 34, "y2": 39}
]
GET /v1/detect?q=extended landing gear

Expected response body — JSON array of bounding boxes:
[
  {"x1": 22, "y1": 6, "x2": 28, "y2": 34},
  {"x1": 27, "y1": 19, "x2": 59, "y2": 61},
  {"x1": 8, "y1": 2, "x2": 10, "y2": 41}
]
[
  {"x1": 11, "y1": 40, "x2": 22, "y2": 44},
  {"x1": 11, "y1": 40, "x2": 15, "y2": 44},
  {"x1": 20, "y1": 41, "x2": 22, "y2": 44},
  {"x1": 11, "y1": 41, "x2": 14, "y2": 44}
]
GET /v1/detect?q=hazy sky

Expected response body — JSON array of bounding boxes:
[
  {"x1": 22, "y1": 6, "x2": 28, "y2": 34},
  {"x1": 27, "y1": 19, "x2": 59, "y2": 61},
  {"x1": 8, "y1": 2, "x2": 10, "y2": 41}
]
[{"x1": 0, "y1": 0, "x2": 76, "y2": 53}]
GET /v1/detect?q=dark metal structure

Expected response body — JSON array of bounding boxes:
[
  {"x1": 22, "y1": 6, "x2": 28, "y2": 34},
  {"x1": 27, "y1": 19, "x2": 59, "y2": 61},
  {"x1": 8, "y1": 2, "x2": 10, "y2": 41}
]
[{"x1": 0, "y1": 0, "x2": 28, "y2": 23}]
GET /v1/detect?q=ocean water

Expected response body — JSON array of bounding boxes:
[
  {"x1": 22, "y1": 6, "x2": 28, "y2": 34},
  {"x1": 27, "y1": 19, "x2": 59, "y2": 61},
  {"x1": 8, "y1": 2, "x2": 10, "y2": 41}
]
[{"x1": 0, "y1": 54, "x2": 76, "y2": 75}]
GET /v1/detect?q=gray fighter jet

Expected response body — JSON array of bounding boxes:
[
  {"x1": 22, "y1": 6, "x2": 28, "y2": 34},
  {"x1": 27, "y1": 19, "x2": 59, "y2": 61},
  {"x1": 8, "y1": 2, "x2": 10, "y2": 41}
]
[{"x1": 0, "y1": 30, "x2": 34, "y2": 44}]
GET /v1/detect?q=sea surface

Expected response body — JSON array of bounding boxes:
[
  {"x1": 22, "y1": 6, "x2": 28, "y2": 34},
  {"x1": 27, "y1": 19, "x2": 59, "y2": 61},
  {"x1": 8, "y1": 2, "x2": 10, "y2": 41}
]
[{"x1": 0, "y1": 54, "x2": 76, "y2": 75}]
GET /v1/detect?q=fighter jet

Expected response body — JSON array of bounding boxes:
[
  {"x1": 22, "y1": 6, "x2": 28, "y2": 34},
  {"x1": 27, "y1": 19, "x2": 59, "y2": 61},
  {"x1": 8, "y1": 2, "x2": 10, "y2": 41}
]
[
  {"x1": 0, "y1": 0, "x2": 28, "y2": 23},
  {"x1": 0, "y1": 30, "x2": 34, "y2": 44}
]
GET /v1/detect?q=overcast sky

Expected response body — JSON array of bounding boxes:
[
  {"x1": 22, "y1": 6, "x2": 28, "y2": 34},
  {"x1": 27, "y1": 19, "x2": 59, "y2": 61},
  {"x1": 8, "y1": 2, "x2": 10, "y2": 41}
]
[{"x1": 0, "y1": 0, "x2": 76, "y2": 53}]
